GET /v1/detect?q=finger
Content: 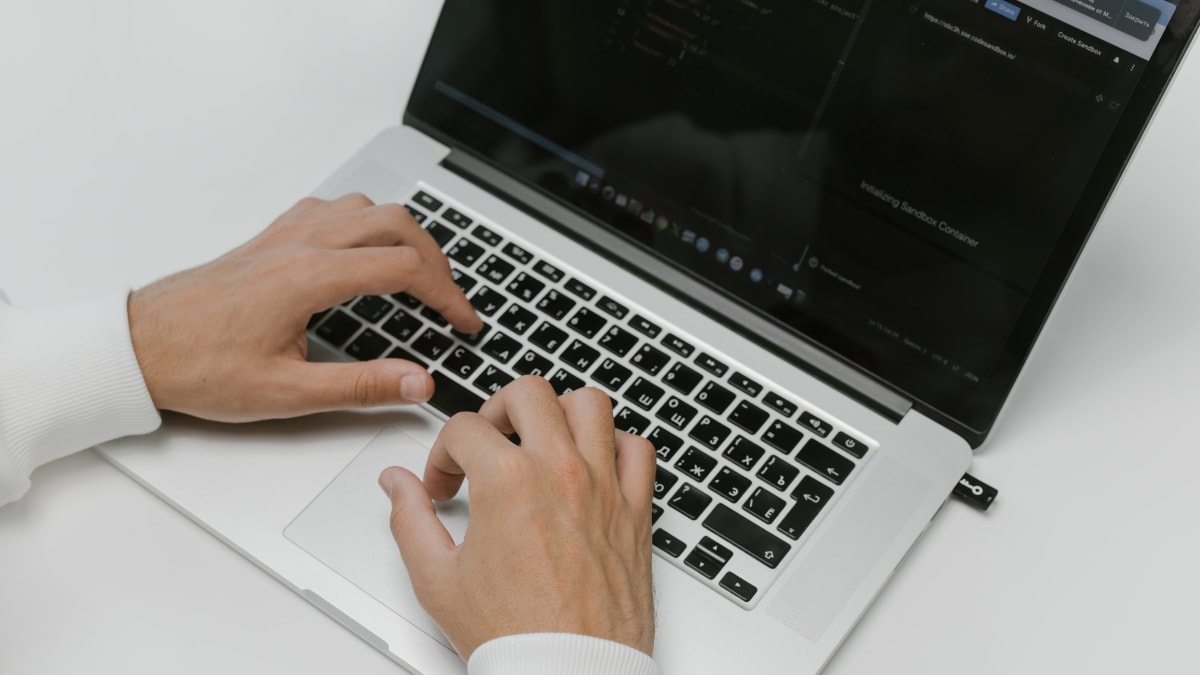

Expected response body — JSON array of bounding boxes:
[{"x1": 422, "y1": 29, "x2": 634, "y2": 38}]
[
  {"x1": 310, "y1": 204, "x2": 452, "y2": 276},
  {"x1": 557, "y1": 387, "x2": 617, "y2": 469},
  {"x1": 304, "y1": 192, "x2": 376, "y2": 217},
  {"x1": 476, "y1": 376, "x2": 572, "y2": 449},
  {"x1": 379, "y1": 467, "x2": 456, "y2": 589},
  {"x1": 613, "y1": 430, "x2": 657, "y2": 511},
  {"x1": 423, "y1": 412, "x2": 513, "y2": 500},
  {"x1": 273, "y1": 358, "x2": 435, "y2": 416},
  {"x1": 279, "y1": 196, "x2": 329, "y2": 220}
]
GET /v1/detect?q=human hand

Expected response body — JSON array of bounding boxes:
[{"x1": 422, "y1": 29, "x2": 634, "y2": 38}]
[
  {"x1": 128, "y1": 193, "x2": 482, "y2": 422},
  {"x1": 379, "y1": 376, "x2": 658, "y2": 661}
]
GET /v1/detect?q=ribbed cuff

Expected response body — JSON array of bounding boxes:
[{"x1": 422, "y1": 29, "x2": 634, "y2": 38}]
[
  {"x1": 467, "y1": 633, "x2": 662, "y2": 675},
  {"x1": 0, "y1": 290, "x2": 161, "y2": 505}
]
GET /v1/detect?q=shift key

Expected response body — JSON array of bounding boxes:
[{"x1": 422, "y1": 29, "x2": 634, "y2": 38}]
[{"x1": 703, "y1": 504, "x2": 791, "y2": 569}]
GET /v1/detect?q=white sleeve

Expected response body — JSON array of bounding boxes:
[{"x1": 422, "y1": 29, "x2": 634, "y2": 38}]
[
  {"x1": 467, "y1": 633, "x2": 664, "y2": 675},
  {"x1": 0, "y1": 288, "x2": 162, "y2": 507}
]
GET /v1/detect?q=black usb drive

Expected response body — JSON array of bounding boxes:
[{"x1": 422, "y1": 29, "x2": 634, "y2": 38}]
[{"x1": 953, "y1": 472, "x2": 998, "y2": 511}]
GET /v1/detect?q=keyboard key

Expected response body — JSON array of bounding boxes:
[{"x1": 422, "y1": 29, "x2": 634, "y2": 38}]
[
  {"x1": 652, "y1": 503, "x2": 663, "y2": 523},
  {"x1": 709, "y1": 467, "x2": 752, "y2": 502},
  {"x1": 647, "y1": 427, "x2": 684, "y2": 462},
  {"x1": 562, "y1": 340, "x2": 601, "y2": 372},
  {"x1": 653, "y1": 529, "x2": 687, "y2": 558},
  {"x1": 536, "y1": 290, "x2": 576, "y2": 321},
  {"x1": 780, "y1": 476, "x2": 835, "y2": 540},
  {"x1": 501, "y1": 242, "x2": 533, "y2": 264},
  {"x1": 412, "y1": 328, "x2": 454, "y2": 361},
  {"x1": 628, "y1": 314, "x2": 662, "y2": 338},
  {"x1": 598, "y1": 325, "x2": 639, "y2": 357},
  {"x1": 662, "y1": 362, "x2": 703, "y2": 395},
  {"x1": 412, "y1": 191, "x2": 443, "y2": 212},
  {"x1": 307, "y1": 309, "x2": 331, "y2": 330},
  {"x1": 656, "y1": 396, "x2": 698, "y2": 431},
  {"x1": 631, "y1": 344, "x2": 670, "y2": 376},
  {"x1": 798, "y1": 412, "x2": 833, "y2": 438},
  {"x1": 476, "y1": 255, "x2": 516, "y2": 285},
  {"x1": 689, "y1": 416, "x2": 731, "y2": 451},
  {"x1": 729, "y1": 401, "x2": 769, "y2": 434},
  {"x1": 392, "y1": 292, "x2": 422, "y2": 309},
  {"x1": 594, "y1": 358, "x2": 633, "y2": 392},
  {"x1": 532, "y1": 259, "x2": 565, "y2": 282},
  {"x1": 498, "y1": 303, "x2": 538, "y2": 335},
  {"x1": 481, "y1": 332, "x2": 523, "y2": 363},
  {"x1": 675, "y1": 447, "x2": 718, "y2": 483},
  {"x1": 448, "y1": 238, "x2": 485, "y2": 267},
  {"x1": 469, "y1": 287, "x2": 507, "y2": 317},
  {"x1": 316, "y1": 311, "x2": 362, "y2": 347},
  {"x1": 762, "y1": 420, "x2": 804, "y2": 454},
  {"x1": 451, "y1": 268, "x2": 478, "y2": 294},
  {"x1": 473, "y1": 365, "x2": 515, "y2": 396},
  {"x1": 381, "y1": 310, "x2": 423, "y2": 343},
  {"x1": 567, "y1": 307, "x2": 607, "y2": 339},
  {"x1": 387, "y1": 346, "x2": 427, "y2": 368},
  {"x1": 684, "y1": 547, "x2": 725, "y2": 580},
  {"x1": 832, "y1": 432, "x2": 868, "y2": 458},
  {"x1": 403, "y1": 204, "x2": 427, "y2": 224},
  {"x1": 697, "y1": 536, "x2": 734, "y2": 565},
  {"x1": 744, "y1": 487, "x2": 786, "y2": 524},
  {"x1": 471, "y1": 224, "x2": 502, "y2": 247},
  {"x1": 442, "y1": 207, "x2": 472, "y2": 229},
  {"x1": 530, "y1": 322, "x2": 569, "y2": 353},
  {"x1": 723, "y1": 436, "x2": 766, "y2": 472},
  {"x1": 614, "y1": 406, "x2": 651, "y2": 435},
  {"x1": 694, "y1": 353, "x2": 728, "y2": 377},
  {"x1": 506, "y1": 272, "x2": 546, "y2": 304},
  {"x1": 596, "y1": 295, "x2": 629, "y2": 319},
  {"x1": 763, "y1": 392, "x2": 798, "y2": 418},
  {"x1": 669, "y1": 483, "x2": 712, "y2": 520},
  {"x1": 624, "y1": 377, "x2": 665, "y2": 411},
  {"x1": 696, "y1": 381, "x2": 735, "y2": 415},
  {"x1": 351, "y1": 296, "x2": 394, "y2": 323},
  {"x1": 420, "y1": 306, "x2": 449, "y2": 327},
  {"x1": 345, "y1": 328, "x2": 391, "y2": 360},
  {"x1": 653, "y1": 465, "x2": 679, "y2": 501},
  {"x1": 757, "y1": 455, "x2": 800, "y2": 492},
  {"x1": 428, "y1": 371, "x2": 485, "y2": 416},
  {"x1": 661, "y1": 333, "x2": 695, "y2": 358},
  {"x1": 564, "y1": 277, "x2": 597, "y2": 301},
  {"x1": 443, "y1": 345, "x2": 484, "y2": 380},
  {"x1": 797, "y1": 440, "x2": 855, "y2": 485},
  {"x1": 719, "y1": 572, "x2": 758, "y2": 602},
  {"x1": 703, "y1": 504, "x2": 791, "y2": 569},
  {"x1": 426, "y1": 221, "x2": 456, "y2": 248},
  {"x1": 728, "y1": 372, "x2": 763, "y2": 398},
  {"x1": 451, "y1": 323, "x2": 491, "y2": 346},
  {"x1": 549, "y1": 369, "x2": 587, "y2": 396},
  {"x1": 513, "y1": 350, "x2": 553, "y2": 377}
]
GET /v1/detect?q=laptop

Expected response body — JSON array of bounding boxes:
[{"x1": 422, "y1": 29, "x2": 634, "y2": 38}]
[{"x1": 98, "y1": 0, "x2": 1200, "y2": 673}]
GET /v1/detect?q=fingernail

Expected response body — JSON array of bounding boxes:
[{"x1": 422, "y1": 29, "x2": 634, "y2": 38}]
[
  {"x1": 401, "y1": 374, "x2": 431, "y2": 402},
  {"x1": 378, "y1": 469, "x2": 395, "y2": 498}
]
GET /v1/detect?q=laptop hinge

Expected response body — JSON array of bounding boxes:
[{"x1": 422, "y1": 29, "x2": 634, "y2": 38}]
[{"x1": 440, "y1": 148, "x2": 913, "y2": 423}]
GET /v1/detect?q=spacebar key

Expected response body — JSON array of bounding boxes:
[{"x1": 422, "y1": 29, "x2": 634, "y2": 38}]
[
  {"x1": 703, "y1": 504, "x2": 792, "y2": 569},
  {"x1": 428, "y1": 371, "x2": 486, "y2": 416}
]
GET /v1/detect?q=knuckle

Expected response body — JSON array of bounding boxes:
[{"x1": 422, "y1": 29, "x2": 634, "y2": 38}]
[
  {"x1": 512, "y1": 374, "x2": 555, "y2": 398},
  {"x1": 570, "y1": 386, "x2": 613, "y2": 412},
  {"x1": 343, "y1": 192, "x2": 374, "y2": 208},
  {"x1": 348, "y1": 368, "x2": 386, "y2": 407},
  {"x1": 391, "y1": 245, "x2": 423, "y2": 271},
  {"x1": 375, "y1": 202, "x2": 410, "y2": 224}
]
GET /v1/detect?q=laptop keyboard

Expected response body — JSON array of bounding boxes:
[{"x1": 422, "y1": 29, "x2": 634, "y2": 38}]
[{"x1": 308, "y1": 185, "x2": 876, "y2": 609}]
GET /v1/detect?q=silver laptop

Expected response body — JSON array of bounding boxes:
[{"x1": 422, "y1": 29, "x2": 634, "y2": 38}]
[{"x1": 98, "y1": 1, "x2": 1199, "y2": 673}]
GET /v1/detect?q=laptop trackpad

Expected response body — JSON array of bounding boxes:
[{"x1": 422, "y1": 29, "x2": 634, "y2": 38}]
[{"x1": 284, "y1": 426, "x2": 468, "y2": 649}]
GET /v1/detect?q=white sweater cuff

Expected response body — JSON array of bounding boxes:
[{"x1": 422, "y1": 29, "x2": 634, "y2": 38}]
[
  {"x1": 467, "y1": 633, "x2": 662, "y2": 675},
  {"x1": 0, "y1": 290, "x2": 161, "y2": 506}
]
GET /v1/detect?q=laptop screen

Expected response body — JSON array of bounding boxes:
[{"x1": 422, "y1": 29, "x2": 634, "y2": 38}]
[{"x1": 406, "y1": 0, "x2": 1197, "y2": 442}]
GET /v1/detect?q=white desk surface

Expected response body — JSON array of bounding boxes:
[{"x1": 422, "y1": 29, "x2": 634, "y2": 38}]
[{"x1": 2, "y1": 2, "x2": 1198, "y2": 673}]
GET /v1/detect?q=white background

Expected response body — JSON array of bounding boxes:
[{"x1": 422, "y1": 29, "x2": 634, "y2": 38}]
[{"x1": 2, "y1": 1, "x2": 1198, "y2": 673}]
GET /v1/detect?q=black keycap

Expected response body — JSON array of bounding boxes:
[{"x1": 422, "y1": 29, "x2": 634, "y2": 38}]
[
  {"x1": 744, "y1": 487, "x2": 787, "y2": 524},
  {"x1": 661, "y1": 333, "x2": 695, "y2": 358},
  {"x1": 442, "y1": 345, "x2": 484, "y2": 380},
  {"x1": 498, "y1": 303, "x2": 538, "y2": 335},
  {"x1": 798, "y1": 412, "x2": 833, "y2": 438},
  {"x1": 662, "y1": 362, "x2": 703, "y2": 395},
  {"x1": 513, "y1": 350, "x2": 553, "y2": 377},
  {"x1": 684, "y1": 547, "x2": 725, "y2": 580},
  {"x1": 797, "y1": 440, "x2": 855, "y2": 485},
  {"x1": 723, "y1": 436, "x2": 766, "y2": 472},
  {"x1": 567, "y1": 307, "x2": 607, "y2": 339},
  {"x1": 386, "y1": 346, "x2": 427, "y2": 369},
  {"x1": 351, "y1": 296, "x2": 394, "y2": 323},
  {"x1": 696, "y1": 381, "x2": 735, "y2": 415},
  {"x1": 421, "y1": 306, "x2": 449, "y2": 327},
  {"x1": 757, "y1": 455, "x2": 800, "y2": 492},
  {"x1": 652, "y1": 503, "x2": 664, "y2": 523},
  {"x1": 631, "y1": 344, "x2": 670, "y2": 376},
  {"x1": 316, "y1": 311, "x2": 362, "y2": 347},
  {"x1": 529, "y1": 322, "x2": 569, "y2": 354},
  {"x1": 562, "y1": 340, "x2": 601, "y2": 372},
  {"x1": 628, "y1": 314, "x2": 662, "y2": 338},
  {"x1": 403, "y1": 204, "x2": 427, "y2": 224},
  {"x1": 694, "y1": 353, "x2": 728, "y2": 377},
  {"x1": 647, "y1": 427, "x2": 684, "y2": 462},
  {"x1": 624, "y1": 377, "x2": 665, "y2": 411},
  {"x1": 763, "y1": 392, "x2": 799, "y2": 418},
  {"x1": 729, "y1": 401, "x2": 770, "y2": 434},
  {"x1": 481, "y1": 333, "x2": 523, "y2": 363},
  {"x1": 448, "y1": 238, "x2": 485, "y2": 267},
  {"x1": 412, "y1": 329, "x2": 454, "y2": 361},
  {"x1": 473, "y1": 365, "x2": 515, "y2": 396},
  {"x1": 501, "y1": 242, "x2": 533, "y2": 264},
  {"x1": 536, "y1": 290, "x2": 576, "y2": 320},
  {"x1": 412, "y1": 191, "x2": 443, "y2": 212},
  {"x1": 476, "y1": 255, "x2": 516, "y2": 285},
  {"x1": 307, "y1": 309, "x2": 331, "y2": 330},
  {"x1": 597, "y1": 325, "x2": 638, "y2": 357},
  {"x1": 532, "y1": 259, "x2": 565, "y2": 282},
  {"x1": 675, "y1": 447, "x2": 718, "y2": 483},
  {"x1": 614, "y1": 406, "x2": 651, "y2": 435},
  {"x1": 469, "y1": 287, "x2": 507, "y2": 317},
  {"x1": 594, "y1": 358, "x2": 633, "y2": 392},
  {"x1": 506, "y1": 272, "x2": 546, "y2": 304},
  {"x1": 720, "y1": 572, "x2": 758, "y2": 602},
  {"x1": 656, "y1": 397, "x2": 698, "y2": 431},
  {"x1": 697, "y1": 536, "x2": 734, "y2": 565},
  {"x1": 426, "y1": 221, "x2": 456, "y2": 248},
  {"x1": 832, "y1": 432, "x2": 868, "y2": 458},
  {"x1": 669, "y1": 483, "x2": 712, "y2": 520},
  {"x1": 703, "y1": 504, "x2": 791, "y2": 569},
  {"x1": 451, "y1": 323, "x2": 491, "y2": 346},
  {"x1": 690, "y1": 416, "x2": 732, "y2": 451},
  {"x1": 471, "y1": 224, "x2": 502, "y2": 247},
  {"x1": 596, "y1": 295, "x2": 629, "y2": 319},
  {"x1": 709, "y1": 467, "x2": 752, "y2": 503},
  {"x1": 762, "y1": 420, "x2": 804, "y2": 454},
  {"x1": 392, "y1": 292, "x2": 421, "y2": 309},
  {"x1": 345, "y1": 328, "x2": 391, "y2": 361},
  {"x1": 442, "y1": 207, "x2": 472, "y2": 229},
  {"x1": 381, "y1": 310, "x2": 423, "y2": 343},
  {"x1": 564, "y1": 278, "x2": 597, "y2": 301},
  {"x1": 780, "y1": 477, "x2": 835, "y2": 540},
  {"x1": 728, "y1": 372, "x2": 763, "y2": 397},
  {"x1": 653, "y1": 466, "x2": 679, "y2": 501},
  {"x1": 451, "y1": 268, "x2": 478, "y2": 294},
  {"x1": 653, "y1": 529, "x2": 687, "y2": 558},
  {"x1": 428, "y1": 371, "x2": 485, "y2": 416}
]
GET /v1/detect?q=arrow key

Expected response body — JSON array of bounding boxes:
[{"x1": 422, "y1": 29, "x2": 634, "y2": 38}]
[
  {"x1": 653, "y1": 529, "x2": 687, "y2": 558},
  {"x1": 719, "y1": 572, "x2": 758, "y2": 603}
]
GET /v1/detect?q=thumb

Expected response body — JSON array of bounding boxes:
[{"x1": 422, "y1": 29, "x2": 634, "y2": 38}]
[
  {"x1": 284, "y1": 359, "x2": 434, "y2": 414},
  {"x1": 379, "y1": 467, "x2": 457, "y2": 591}
]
